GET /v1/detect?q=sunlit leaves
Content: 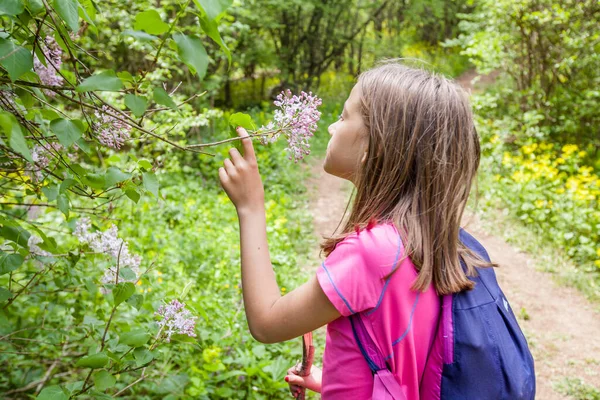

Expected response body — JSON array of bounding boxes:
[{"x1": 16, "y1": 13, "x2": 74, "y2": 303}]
[
  {"x1": 229, "y1": 112, "x2": 255, "y2": 130},
  {"x1": 134, "y1": 10, "x2": 169, "y2": 35}
]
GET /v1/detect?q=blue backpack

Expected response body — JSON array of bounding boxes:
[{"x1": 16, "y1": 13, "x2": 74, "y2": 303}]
[{"x1": 350, "y1": 229, "x2": 536, "y2": 399}]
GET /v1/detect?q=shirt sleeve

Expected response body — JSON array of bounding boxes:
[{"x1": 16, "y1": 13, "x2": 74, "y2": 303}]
[{"x1": 316, "y1": 227, "x2": 400, "y2": 316}]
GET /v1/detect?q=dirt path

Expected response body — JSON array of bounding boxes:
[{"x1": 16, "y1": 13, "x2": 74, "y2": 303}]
[{"x1": 305, "y1": 75, "x2": 600, "y2": 397}]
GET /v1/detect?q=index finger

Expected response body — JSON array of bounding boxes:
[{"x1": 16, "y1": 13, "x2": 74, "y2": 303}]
[{"x1": 236, "y1": 126, "x2": 256, "y2": 161}]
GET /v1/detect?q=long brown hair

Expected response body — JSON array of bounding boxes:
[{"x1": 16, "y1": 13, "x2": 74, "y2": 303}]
[{"x1": 321, "y1": 60, "x2": 496, "y2": 295}]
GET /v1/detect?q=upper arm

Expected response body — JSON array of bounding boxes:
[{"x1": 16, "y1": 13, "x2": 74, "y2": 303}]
[
  {"x1": 254, "y1": 226, "x2": 400, "y2": 343},
  {"x1": 252, "y1": 274, "x2": 341, "y2": 343}
]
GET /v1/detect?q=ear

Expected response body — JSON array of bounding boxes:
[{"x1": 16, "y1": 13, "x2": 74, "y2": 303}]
[{"x1": 360, "y1": 150, "x2": 368, "y2": 164}]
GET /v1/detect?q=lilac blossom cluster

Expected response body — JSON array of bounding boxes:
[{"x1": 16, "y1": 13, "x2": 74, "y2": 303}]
[
  {"x1": 26, "y1": 142, "x2": 65, "y2": 181},
  {"x1": 258, "y1": 90, "x2": 322, "y2": 162},
  {"x1": 28, "y1": 235, "x2": 52, "y2": 257},
  {"x1": 74, "y1": 217, "x2": 141, "y2": 285},
  {"x1": 33, "y1": 36, "x2": 64, "y2": 96},
  {"x1": 93, "y1": 105, "x2": 132, "y2": 149},
  {"x1": 155, "y1": 299, "x2": 198, "y2": 342}
]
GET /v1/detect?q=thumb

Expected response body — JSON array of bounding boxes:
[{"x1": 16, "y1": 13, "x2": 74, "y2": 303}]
[{"x1": 285, "y1": 374, "x2": 306, "y2": 386}]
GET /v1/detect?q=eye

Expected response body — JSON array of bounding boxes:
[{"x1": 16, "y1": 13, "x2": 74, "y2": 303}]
[{"x1": 338, "y1": 113, "x2": 343, "y2": 121}]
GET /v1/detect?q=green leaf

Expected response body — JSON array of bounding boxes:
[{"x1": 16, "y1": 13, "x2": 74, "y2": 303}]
[
  {"x1": 142, "y1": 172, "x2": 159, "y2": 197},
  {"x1": 25, "y1": 0, "x2": 44, "y2": 15},
  {"x1": 53, "y1": 0, "x2": 79, "y2": 32},
  {"x1": 0, "y1": 0, "x2": 25, "y2": 16},
  {"x1": 76, "y1": 70, "x2": 123, "y2": 92},
  {"x1": 133, "y1": 348, "x2": 154, "y2": 366},
  {"x1": 172, "y1": 33, "x2": 208, "y2": 80},
  {"x1": 42, "y1": 184, "x2": 59, "y2": 201},
  {"x1": 193, "y1": 0, "x2": 232, "y2": 21},
  {"x1": 124, "y1": 187, "x2": 140, "y2": 203},
  {"x1": 57, "y1": 193, "x2": 69, "y2": 218},
  {"x1": 0, "y1": 38, "x2": 33, "y2": 81},
  {"x1": 121, "y1": 29, "x2": 158, "y2": 42},
  {"x1": 228, "y1": 112, "x2": 256, "y2": 130},
  {"x1": 137, "y1": 159, "x2": 152, "y2": 171},
  {"x1": 0, "y1": 252, "x2": 24, "y2": 275},
  {"x1": 36, "y1": 385, "x2": 69, "y2": 400},
  {"x1": 113, "y1": 282, "x2": 135, "y2": 306},
  {"x1": 0, "y1": 223, "x2": 30, "y2": 247},
  {"x1": 0, "y1": 287, "x2": 12, "y2": 302},
  {"x1": 75, "y1": 352, "x2": 109, "y2": 369},
  {"x1": 152, "y1": 87, "x2": 177, "y2": 110},
  {"x1": 0, "y1": 111, "x2": 33, "y2": 163},
  {"x1": 134, "y1": 10, "x2": 169, "y2": 35},
  {"x1": 82, "y1": 173, "x2": 105, "y2": 189},
  {"x1": 119, "y1": 329, "x2": 150, "y2": 347},
  {"x1": 75, "y1": 138, "x2": 91, "y2": 154},
  {"x1": 118, "y1": 267, "x2": 136, "y2": 281},
  {"x1": 59, "y1": 178, "x2": 76, "y2": 193},
  {"x1": 93, "y1": 370, "x2": 116, "y2": 391},
  {"x1": 105, "y1": 167, "x2": 131, "y2": 187},
  {"x1": 124, "y1": 94, "x2": 148, "y2": 118},
  {"x1": 50, "y1": 118, "x2": 83, "y2": 147},
  {"x1": 198, "y1": 14, "x2": 230, "y2": 66},
  {"x1": 126, "y1": 293, "x2": 143, "y2": 310}
]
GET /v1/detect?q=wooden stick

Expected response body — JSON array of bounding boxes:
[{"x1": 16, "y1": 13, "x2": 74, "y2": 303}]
[{"x1": 297, "y1": 332, "x2": 314, "y2": 400}]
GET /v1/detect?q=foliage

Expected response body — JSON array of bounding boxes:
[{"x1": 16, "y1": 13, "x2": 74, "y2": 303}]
[
  {"x1": 473, "y1": 91, "x2": 600, "y2": 296},
  {"x1": 449, "y1": 0, "x2": 600, "y2": 148}
]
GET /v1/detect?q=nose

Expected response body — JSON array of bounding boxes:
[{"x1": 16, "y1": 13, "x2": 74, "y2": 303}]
[{"x1": 328, "y1": 123, "x2": 335, "y2": 136}]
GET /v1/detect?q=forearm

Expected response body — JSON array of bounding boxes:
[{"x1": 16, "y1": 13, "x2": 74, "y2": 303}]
[{"x1": 237, "y1": 207, "x2": 281, "y2": 340}]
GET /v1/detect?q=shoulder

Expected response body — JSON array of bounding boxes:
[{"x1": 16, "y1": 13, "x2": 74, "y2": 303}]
[{"x1": 334, "y1": 222, "x2": 402, "y2": 265}]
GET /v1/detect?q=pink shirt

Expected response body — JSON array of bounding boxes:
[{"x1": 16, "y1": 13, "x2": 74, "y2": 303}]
[{"x1": 316, "y1": 222, "x2": 440, "y2": 399}]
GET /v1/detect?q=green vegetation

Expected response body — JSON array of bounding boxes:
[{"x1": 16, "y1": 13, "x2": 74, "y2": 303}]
[{"x1": 1, "y1": 0, "x2": 598, "y2": 397}]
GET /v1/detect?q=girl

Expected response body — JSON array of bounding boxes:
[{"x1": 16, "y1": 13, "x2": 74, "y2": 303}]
[{"x1": 218, "y1": 60, "x2": 496, "y2": 399}]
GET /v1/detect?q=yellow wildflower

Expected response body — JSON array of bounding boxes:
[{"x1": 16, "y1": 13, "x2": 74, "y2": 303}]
[{"x1": 561, "y1": 144, "x2": 578, "y2": 156}]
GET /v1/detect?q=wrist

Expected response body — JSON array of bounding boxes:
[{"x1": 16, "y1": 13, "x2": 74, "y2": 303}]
[{"x1": 236, "y1": 204, "x2": 265, "y2": 218}]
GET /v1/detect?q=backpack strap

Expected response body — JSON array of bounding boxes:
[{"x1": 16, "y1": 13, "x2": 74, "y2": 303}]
[{"x1": 350, "y1": 313, "x2": 407, "y2": 400}]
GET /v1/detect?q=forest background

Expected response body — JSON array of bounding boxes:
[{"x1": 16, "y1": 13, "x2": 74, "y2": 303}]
[{"x1": 0, "y1": 0, "x2": 599, "y2": 398}]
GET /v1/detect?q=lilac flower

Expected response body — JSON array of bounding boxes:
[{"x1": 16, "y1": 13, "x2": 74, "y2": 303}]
[
  {"x1": 26, "y1": 142, "x2": 65, "y2": 181},
  {"x1": 28, "y1": 235, "x2": 51, "y2": 256},
  {"x1": 74, "y1": 217, "x2": 142, "y2": 284},
  {"x1": 33, "y1": 36, "x2": 64, "y2": 96},
  {"x1": 93, "y1": 105, "x2": 131, "y2": 149},
  {"x1": 155, "y1": 299, "x2": 197, "y2": 342},
  {"x1": 258, "y1": 90, "x2": 322, "y2": 162}
]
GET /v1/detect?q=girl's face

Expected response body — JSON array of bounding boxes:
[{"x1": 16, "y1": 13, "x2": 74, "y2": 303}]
[{"x1": 324, "y1": 84, "x2": 369, "y2": 184}]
